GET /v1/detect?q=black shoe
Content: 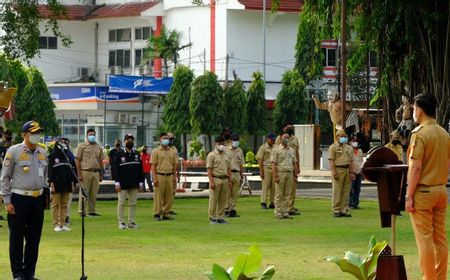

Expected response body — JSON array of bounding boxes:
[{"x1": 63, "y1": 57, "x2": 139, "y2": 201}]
[
  {"x1": 288, "y1": 211, "x2": 300, "y2": 216},
  {"x1": 224, "y1": 211, "x2": 230, "y2": 217},
  {"x1": 269, "y1": 203, "x2": 275, "y2": 209},
  {"x1": 340, "y1": 213, "x2": 352, "y2": 217},
  {"x1": 79, "y1": 213, "x2": 86, "y2": 217},
  {"x1": 261, "y1": 203, "x2": 268, "y2": 209},
  {"x1": 162, "y1": 216, "x2": 175, "y2": 220},
  {"x1": 88, "y1": 212, "x2": 101, "y2": 217},
  {"x1": 154, "y1": 214, "x2": 162, "y2": 221},
  {"x1": 217, "y1": 219, "x2": 229, "y2": 224},
  {"x1": 229, "y1": 210, "x2": 240, "y2": 217},
  {"x1": 0, "y1": 215, "x2": 5, "y2": 220},
  {"x1": 13, "y1": 277, "x2": 25, "y2": 280},
  {"x1": 334, "y1": 213, "x2": 341, "y2": 218},
  {"x1": 353, "y1": 206, "x2": 361, "y2": 210},
  {"x1": 169, "y1": 211, "x2": 177, "y2": 215}
]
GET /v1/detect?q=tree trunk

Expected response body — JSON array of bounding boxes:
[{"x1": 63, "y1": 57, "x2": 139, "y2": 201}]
[{"x1": 253, "y1": 134, "x2": 258, "y2": 153}]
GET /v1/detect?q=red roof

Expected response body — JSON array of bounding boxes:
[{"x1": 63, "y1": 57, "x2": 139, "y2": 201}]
[
  {"x1": 38, "y1": 2, "x2": 159, "y2": 21},
  {"x1": 90, "y1": 2, "x2": 159, "y2": 19},
  {"x1": 238, "y1": 0, "x2": 303, "y2": 12}
]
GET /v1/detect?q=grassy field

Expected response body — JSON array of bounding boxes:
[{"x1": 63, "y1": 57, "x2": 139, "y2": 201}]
[{"x1": 0, "y1": 196, "x2": 447, "y2": 280}]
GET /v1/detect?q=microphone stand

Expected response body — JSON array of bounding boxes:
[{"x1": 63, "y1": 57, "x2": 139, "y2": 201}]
[{"x1": 58, "y1": 147, "x2": 92, "y2": 280}]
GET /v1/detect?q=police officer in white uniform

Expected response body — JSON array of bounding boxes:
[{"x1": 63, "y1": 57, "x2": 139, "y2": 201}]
[{"x1": 0, "y1": 121, "x2": 48, "y2": 280}]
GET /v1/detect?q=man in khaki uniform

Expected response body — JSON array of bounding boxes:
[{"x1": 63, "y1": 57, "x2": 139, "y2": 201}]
[
  {"x1": 76, "y1": 128, "x2": 104, "y2": 216},
  {"x1": 224, "y1": 133, "x2": 244, "y2": 218},
  {"x1": 406, "y1": 94, "x2": 449, "y2": 280},
  {"x1": 272, "y1": 132, "x2": 298, "y2": 219},
  {"x1": 328, "y1": 129, "x2": 355, "y2": 217},
  {"x1": 167, "y1": 132, "x2": 179, "y2": 215},
  {"x1": 151, "y1": 132, "x2": 178, "y2": 221},
  {"x1": 275, "y1": 122, "x2": 300, "y2": 215},
  {"x1": 384, "y1": 130, "x2": 404, "y2": 162},
  {"x1": 207, "y1": 136, "x2": 231, "y2": 224},
  {"x1": 257, "y1": 132, "x2": 276, "y2": 209}
]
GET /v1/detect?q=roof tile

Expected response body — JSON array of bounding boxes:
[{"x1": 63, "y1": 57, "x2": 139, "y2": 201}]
[{"x1": 238, "y1": 0, "x2": 303, "y2": 12}]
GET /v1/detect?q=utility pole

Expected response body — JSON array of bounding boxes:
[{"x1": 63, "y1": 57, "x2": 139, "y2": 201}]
[
  {"x1": 340, "y1": 0, "x2": 347, "y2": 130},
  {"x1": 224, "y1": 54, "x2": 229, "y2": 86},
  {"x1": 262, "y1": 0, "x2": 267, "y2": 83}
]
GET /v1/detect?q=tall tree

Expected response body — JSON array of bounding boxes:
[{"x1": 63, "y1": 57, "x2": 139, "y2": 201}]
[
  {"x1": 189, "y1": 71, "x2": 224, "y2": 151},
  {"x1": 246, "y1": 71, "x2": 267, "y2": 152},
  {"x1": 273, "y1": 70, "x2": 308, "y2": 131},
  {"x1": 223, "y1": 79, "x2": 247, "y2": 134},
  {"x1": 148, "y1": 25, "x2": 192, "y2": 76},
  {"x1": 0, "y1": 0, "x2": 72, "y2": 61},
  {"x1": 162, "y1": 65, "x2": 195, "y2": 158}
]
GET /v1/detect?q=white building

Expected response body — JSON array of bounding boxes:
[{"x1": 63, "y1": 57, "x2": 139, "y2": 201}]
[{"x1": 33, "y1": 0, "x2": 303, "y2": 147}]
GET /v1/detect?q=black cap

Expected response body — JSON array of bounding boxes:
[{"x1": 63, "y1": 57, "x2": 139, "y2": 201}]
[
  {"x1": 124, "y1": 134, "x2": 134, "y2": 141},
  {"x1": 22, "y1": 121, "x2": 43, "y2": 133},
  {"x1": 231, "y1": 133, "x2": 240, "y2": 141},
  {"x1": 215, "y1": 136, "x2": 225, "y2": 143},
  {"x1": 267, "y1": 132, "x2": 276, "y2": 139}
]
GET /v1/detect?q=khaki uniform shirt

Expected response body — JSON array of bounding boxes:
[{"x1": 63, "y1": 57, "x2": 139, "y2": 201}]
[
  {"x1": 271, "y1": 145, "x2": 297, "y2": 172},
  {"x1": 151, "y1": 146, "x2": 177, "y2": 173},
  {"x1": 384, "y1": 142, "x2": 403, "y2": 162},
  {"x1": 0, "y1": 143, "x2": 48, "y2": 204},
  {"x1": 256, "y1": 143, "x2": 275, "y2": 168},
  {"x1": 328, "y1": 142, "x2": 353, "y2": 166},
  {"x1": 206, "y1": 149, "x2": 230, "y2": 177},
  {"x1": 408, "y1": 119, "x2": 450, "y2": 186},
  {"x1": 76, "y1": 142, "x2": 104, "y2": 170},
  {"x1": 227, "y1": 147, "x2": 244, "y2": 171}
]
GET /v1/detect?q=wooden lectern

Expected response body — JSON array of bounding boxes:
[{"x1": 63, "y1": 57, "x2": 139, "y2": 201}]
[{"x1": 362, "y1": 147, "x2": 408, "y2": 280}]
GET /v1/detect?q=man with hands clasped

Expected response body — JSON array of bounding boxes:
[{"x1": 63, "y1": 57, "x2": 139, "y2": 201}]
[
  {"x1": 113, "y1": 134, "x2": 144, "y2": 229},
  {"x1": 328, "y1": 129, "x2": 355, "y2": 218}
]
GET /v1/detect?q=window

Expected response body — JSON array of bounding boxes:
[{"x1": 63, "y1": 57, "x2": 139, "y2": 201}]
[
  {"x1": 109, "y1": 49, "x2": 131, "y2": 68},
  {"x1": 108, "y1": 28, "x2": 131, "y2": 42},
  {"x1": 322, "y1": 48, "x2": 337, "y2": 67},
  {"x1": 369, "y1": 51, "x2": 378, "y2": 67},
  {"x1": 135, "y1": 27, "x2": 152, "y2": 40},
  {"x1": 135, "y1": 49, "x2": 153, "y2": 66},
  {"x1": 39, "y1": 36, "x2": 57, "y2": 49}
]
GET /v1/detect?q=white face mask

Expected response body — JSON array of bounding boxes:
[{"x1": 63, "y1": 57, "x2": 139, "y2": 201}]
[
  {"x1": 351, "y1": 142, "x2": 359, "y2": 148},
  {"x1": 216, "y1": 145, "x2": 225, "y2": 152},
  {"x1": 29, "y1": 134, "x2": 41, "y2": 145}
]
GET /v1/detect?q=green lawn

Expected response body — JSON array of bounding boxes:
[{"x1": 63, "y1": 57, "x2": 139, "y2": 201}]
[{"x1": 0, "y1": 197, "x2": 446, "y2": 280}]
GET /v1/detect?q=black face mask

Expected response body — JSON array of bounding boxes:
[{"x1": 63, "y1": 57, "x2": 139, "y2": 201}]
[{"x1": 125, "y1": 142, "x2": 134, "y2": 149}]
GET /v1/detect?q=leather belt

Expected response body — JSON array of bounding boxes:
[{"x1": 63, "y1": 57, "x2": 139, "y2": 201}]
[
  {"x1": 336, "y1": 165, "x2": 349, "y2": 168},
  {"x1": 231, "y1": 170, "x2": 240, "y2": 173},
  {"x1": 11, "y1": 188, "x2": 43, "y2": 197},
  {"x1": 213, "y1": 175, "x2": 229, "y2": 179},
  {"x1": 157, "y1": 172, "x2": 173, "y2": 176},
  {"x1": 82, "y1": 169, "x2": 100, "y2": 172}
]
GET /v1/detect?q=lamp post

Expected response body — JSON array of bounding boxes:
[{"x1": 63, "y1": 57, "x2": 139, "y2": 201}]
[{"x1": 340, "y1": 0, "x2": 347, "y2": 130}]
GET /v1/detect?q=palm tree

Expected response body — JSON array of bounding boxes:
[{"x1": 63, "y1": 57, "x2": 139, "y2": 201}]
[{"x1": 147, "y1": 26, "x2": 192, "y2": 76}]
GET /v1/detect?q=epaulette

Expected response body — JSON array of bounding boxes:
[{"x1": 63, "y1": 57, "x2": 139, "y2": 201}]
[{"x1": 411, "y1": 125, "x2": 423, "y2": 133}]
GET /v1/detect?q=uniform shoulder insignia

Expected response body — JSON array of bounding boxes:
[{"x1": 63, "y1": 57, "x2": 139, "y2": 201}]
[{"x1": 411, "y1": 125, "x2": 422, "y2": 133}]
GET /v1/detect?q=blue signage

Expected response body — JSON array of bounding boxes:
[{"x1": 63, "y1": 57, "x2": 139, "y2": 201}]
[
  {"x1": 49, "y1": 86, "x2": 140, "y2": 103},
  {"x1": 109, "y1": 75, "x2": 173, "y2": 95}
]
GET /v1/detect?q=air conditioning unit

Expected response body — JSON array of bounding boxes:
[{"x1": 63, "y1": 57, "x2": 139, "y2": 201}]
[
  {"x1": 110, "y1": 66, "x2": 123, "y2": 75},
  {"x1": 129, "y1": 115, "x2": 141, "y2": 125},
  {"x1": 78, "y1": 67, "x2": 90, "y2": 77},
  {"x1": 117, "y1": 113, "x2": 129, "y2": 124},
  {"x1": 138, "y1": 64, "x2": 152, "y2": 76}
]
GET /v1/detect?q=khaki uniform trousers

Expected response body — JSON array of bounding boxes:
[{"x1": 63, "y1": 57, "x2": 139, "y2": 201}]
[
  {"x1": 332, "y1": 167, "x2": 350, "y2": 214},
  {"x1": 154, "y1": 174, "x2": 174, "y2": 217},
  {"x1": 208, "y1": 178, "x2": 229, "y2": 220},
  {"x1": 261, "y1": 167, "x2": 275, "y2": 204},
  {"x1": 226, "y1": 172, "x2": 241, "y2": 212},
  {"x1": 410, "y1": 185, "x2": 448, "y2": 280},
  {"x1": 274, "y1": 171, "x2": 293, "y2": 218},
  {"x1": 51, "y1": 192, "x2": 70, "y2": 226},
  {"x1": 78, "y1": 170, "x2": 100, "y2": 214},
  {"x1": 117, "y1": 188, "x2": 138, "y2": 224}
]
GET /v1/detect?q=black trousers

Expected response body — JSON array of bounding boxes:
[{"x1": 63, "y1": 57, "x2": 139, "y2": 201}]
[{"x1": 8, "y1": 193, "x2": 44, "y2": 279}]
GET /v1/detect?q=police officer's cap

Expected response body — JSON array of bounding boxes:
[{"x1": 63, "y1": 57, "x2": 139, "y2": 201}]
[
  {"x1": 22, "y1": 121, "x2": 43, "y2": 133},
  {"x1": 124, "y1": 134, "x2": 135, "y2": 141},
  {"x1": 215, "y1": 135, "x2": 225, "y2": 143}
]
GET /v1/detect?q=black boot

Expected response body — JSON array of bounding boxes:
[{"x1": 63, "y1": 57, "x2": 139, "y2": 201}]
[
  {"x1": 269, "y1": 203, "x2": 275, "y2": 209},
  {"x1": 261, "y1": 203, "x2": 268, "y2": 209}
]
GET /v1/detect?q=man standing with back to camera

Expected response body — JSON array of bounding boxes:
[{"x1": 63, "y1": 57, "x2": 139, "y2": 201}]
[
  {"x1": 1, "y1": 121, "x2": 47, "y2": 280},
  {"x1": 406, "y1": 93, "x2": 449, "y2": 280}
]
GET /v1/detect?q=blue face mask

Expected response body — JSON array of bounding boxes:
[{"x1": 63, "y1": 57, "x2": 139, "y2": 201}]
[
  {"x1": 339, "y1": 137, "x2": 348, "y2": 144},
  {"x1": 87, "y1": 135, "x2": 96, "y2": 143},
  {"x1": 231, "y1": 141, "x2": 239, "y2": 148},
  {"x1": 161, "y1": 139, "x2": 170, "y2": 146}
]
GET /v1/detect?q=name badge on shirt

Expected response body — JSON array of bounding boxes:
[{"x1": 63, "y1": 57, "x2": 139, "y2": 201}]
[{"x1": 39, "y1": 167, "x2": 44, "y2": 177}]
